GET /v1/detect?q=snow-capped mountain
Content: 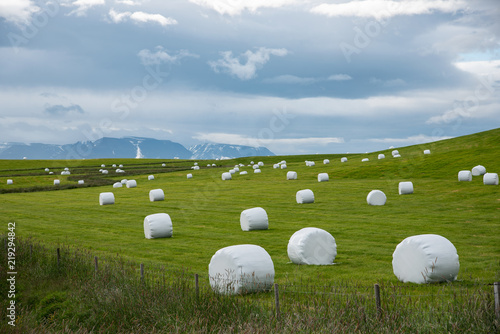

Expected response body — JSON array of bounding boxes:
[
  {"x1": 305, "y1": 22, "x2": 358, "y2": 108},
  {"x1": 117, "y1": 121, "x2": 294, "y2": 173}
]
[{"x1": 189, "y1": 143, "x2": 275, "y2": 160}]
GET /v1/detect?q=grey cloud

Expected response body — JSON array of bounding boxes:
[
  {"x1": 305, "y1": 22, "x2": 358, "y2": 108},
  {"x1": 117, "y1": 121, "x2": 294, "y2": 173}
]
[{"x1": 44, "y1": 104, "x2": 85, "y2": 116}]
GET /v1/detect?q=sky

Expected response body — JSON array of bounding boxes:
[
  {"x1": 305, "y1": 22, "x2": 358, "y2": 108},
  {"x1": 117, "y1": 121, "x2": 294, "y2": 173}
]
[{"x1": 0, "y1": 0, "x2": 499, "y2": 155}]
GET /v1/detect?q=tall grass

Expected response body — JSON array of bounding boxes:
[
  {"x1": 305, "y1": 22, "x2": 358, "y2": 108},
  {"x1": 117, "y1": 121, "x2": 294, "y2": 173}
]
[{"x1": 1, "y1": 237, "x2": 497, "y2": 333}]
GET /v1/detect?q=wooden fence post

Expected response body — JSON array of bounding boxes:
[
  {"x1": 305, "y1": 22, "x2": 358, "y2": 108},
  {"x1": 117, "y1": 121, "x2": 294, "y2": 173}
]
[
  {"x1": 195, "y1": 274, "x2": 199, "y2": 300},
  {"x1": 57, "y1": 248, "x2": 60, "y2": 266},
  {"x1": 140, "y1": 263, "x2": 144, "y2": 282},
  {"x1": 494, "y1": 282, "x2": 500, "y2": 321},
  {"x1": 274, "y1": 283, "x2": 281, "y2": 320},
  {"x1": 374, "y1": 283, "x2": 381, "y2": 317},
  {"x1": 94, "y1": 256, "x2": 98, "y2": 273}
]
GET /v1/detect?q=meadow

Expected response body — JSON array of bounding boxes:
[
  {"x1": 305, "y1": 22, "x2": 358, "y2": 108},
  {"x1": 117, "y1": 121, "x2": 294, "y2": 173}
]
[{"x1": 0, "y1": 128, "x2": 499, "y2": 332}]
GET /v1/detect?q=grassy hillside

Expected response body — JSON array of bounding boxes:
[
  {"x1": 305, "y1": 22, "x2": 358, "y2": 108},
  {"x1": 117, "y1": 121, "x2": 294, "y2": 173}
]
[{"x1": 1, "y1": 128, "x2": 499, "y2": 288}]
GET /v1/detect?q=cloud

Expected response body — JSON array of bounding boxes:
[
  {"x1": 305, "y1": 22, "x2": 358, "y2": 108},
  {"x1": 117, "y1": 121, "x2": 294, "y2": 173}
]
[
  {"x1": 44, "y1": 104, "x2": 85, "y2": 116},
  {"x1": 263, "y1": 75, "x2": 316, "y2": 85},
  {"x1": 209, "y1": 47, "x2": 288, "y2": 80},
  {"x1": 109, "y1": 9, "x2": 178, "y2": 26},
  {"x1": 365, "y1": 134, "x2": 452, "y2": 144},
  {"x1": 67, "y1": 0, "x2": 105, "y2": 17},
  {"x1": 328, "y1": 74, "x2": 352, "y2": 81},
  {"x1": 115, "y1": 0, "x2": 141, "y2": 5},
  {"x1": 188, "y1": 0, "x2": 297, "y2": 16},
  {"x1": 370, "y1": 77, "x2": 406, "y2": 87},
  {"x1": 0, "y1": 0, "x2": 40, "y2": 25},
  {"x1": 311, "y1": 0, "x2": 468, "y2": 20},
  {"x1": 137, "y1": 47, "x2": 199, "y2": 66}
]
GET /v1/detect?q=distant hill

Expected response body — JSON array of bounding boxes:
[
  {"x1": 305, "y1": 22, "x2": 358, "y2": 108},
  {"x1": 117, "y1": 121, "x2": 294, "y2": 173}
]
[{"x1": 0, "y1": 137, "x2": 275, "y2": 160}]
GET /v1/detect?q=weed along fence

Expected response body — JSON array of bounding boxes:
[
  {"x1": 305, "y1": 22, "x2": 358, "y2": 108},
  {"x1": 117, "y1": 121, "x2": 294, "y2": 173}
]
[{"x1": 2, "y1": 237, "x2": 498, "y2": 332}]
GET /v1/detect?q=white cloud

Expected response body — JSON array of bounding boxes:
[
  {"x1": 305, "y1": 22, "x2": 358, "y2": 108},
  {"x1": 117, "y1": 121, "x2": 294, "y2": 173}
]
[
  {"x1": 311, "y1": 0, "x2": 467, "y2": 20},
  {"x1": 370, "y1": 77, "x2": 406, "y2": 87},
  {"x1": 263, "y1": 75, "x2": 316, "y2": 84},
  {"x1": 209, "y1": 47, "x2": 288, "y2": 80},
  {"x1": 109, "y1": 9, "x2": 177, "y2": 26},
  {"x1": 67, "y1": 0, "x2": 105, "y2": 17},
  {"x1": 0, "y1": 0, "x2": 39, "y2": 25},
  {"x1": 137, "y1": 47, "x2": 198, "y2": 66},
  {"x1": 366, "y1": 134, "x2": 452, "y2": 144},
  {"x1": 115, "y1": 0, "x2": 141, "y2": 5},
  {"x1": 188, "y1": 0, "x2": 297, "y2": 16},
  {"x1": 328, "y1": 74, "x2": 352, "y2": 81}
]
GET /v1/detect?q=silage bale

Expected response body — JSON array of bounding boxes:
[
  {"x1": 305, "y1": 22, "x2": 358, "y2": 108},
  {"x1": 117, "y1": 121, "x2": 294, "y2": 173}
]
[
  {"x1": 162, "y1": 163, "x2": 166, "y2": 167},
  {"x1": 393, "y1": 154, "x2": 401, "y2": 158},
  {"x1": 254, "y1": 169, "x2": 261, "y2": 174},
  {"x1": 398, "y1": 181, "x2": 414, "y2": 195},
  {"x1": 49, "y1": 172, "x2": 54, "y2": 175},
  {"x1": 280, "y1": 164, "x2": 287, "y2": 169},
  {"x1": 78, "y1": 180, "x2": 84, "y2": 185},
  {"x1": 323, "y1": 159, "x2": 330, "y2": 164},
  {"x1": 423, "y1": 149, "x2": 431, "y2": 155},
  {"x1": 392, "y1": 150, "x2": 399, "y2": 157},
  {"x1": 101, "y1": 170, "x2": 108, "y2": 174},
  {"x1": 296, "y1": 189, "x2": 314, "y2": 204},
  {"x1": 126, "y1": 180, "x2": 137, "y2": 188},
  {"x1": 258, "y1": 161, "x2": 264, "y2": 167},
  {"x1": 148, "y1": 175, "x2": 155, "y2": 180},
  {"x1": 119, "y1": 164, "x2": 124, "y2": 168},
  {"x1": 113, "y1": 182, "x2": 122, "y2": 188},
  {"x1": 458, "y1": 170, "x2": 472, "y2": 182},
  {"x1": 149, "y1": 189, "x2": 165, "y2": 202},
  {"x1": 208, "y1": 245, "x2": 274, "y2": 295},
  {"x1": 54, "y1": 180, "x2": 60, "y2": 185},
  {"x1": 193, "y1": 166, "x2": 200, "y2": 170},
  {"x1": 187, "y1": 173, "x2": 193, "y2": 179},
  {"x1": 64, "y1": 167, "x2": 69, "y2": 171},
  {"x1": 483, "y1": 173, "x2": 499, "y2": 185},
  {"x1": 367, "y1": 190, "x2": 386, "y2": 205},
  {"x1": 318, "y1": 173, "x2": 329, "y2": 182},
  {"x1": 229, "y1": 169, "x2": 236, "y2": 174},
  {"x1": 222, "y1": 172, "x2": 232, "y2": 180},
  {"x1": 240, "y1": 207, "x2": 268, "y2": 231},
  {"x1": 144, "y1": 213, "x2": 173, "y2": 239},
  {"x1": 253, "y1": 164, "x2": 259, "y2": 169},
  {"x1": 121, "y1": 179, "x2": 128, "y2": 185},
  {"x1": 99, "y1": 192, "x2": 115, "y2": 205},
  {"x1": 378, "y1": 154, "x2": 385, "y2": 159},
  {"x1": 45, "y1": 168, "x2": 50, "y2": 172},
  {"x1": 194, "y1": 162, "x2": 198, "y2": 166},
  {"x1": 240, "y1": 171, "x2": 248, "y2": 175},
  {"x1": 392, "y1": 234, "x2": 459, "y2": 284},
  {"x1": 234, "y1": 167, "x2": 240, "y2": 172},
  {"x1": 471, "y1": 165, "x2": 486, "y2": 176},
  {"x1": 7, "y1": 179, "x2": 13, "y2": 185},
  {"x1": 306, "y1": 161, "x2": 315, "y2": 167},
  {"x1": 341, "y1": 157, "x2": 347, "y2": 162},
  {"x1": 112, "y1": 164, "x2": 117, "y2": 168},
  {"x1": 362, "y1": 158, "x2": 369, "y2": 162},
  {"x1": 273, "y1": 164, "x2": 280, "y2": 169},
  {"x1": 212, "y1": 164, "x2": 216, "y2": 167},
  {"x1": 287, "y1": 227, "x2": 337, "y2": 265},
  {"x1": 287, "y1": 171, "x2": 297, "y2": 180},
  {"x1": 101, "y1": 164, "x2": 105, "y2": 168}
]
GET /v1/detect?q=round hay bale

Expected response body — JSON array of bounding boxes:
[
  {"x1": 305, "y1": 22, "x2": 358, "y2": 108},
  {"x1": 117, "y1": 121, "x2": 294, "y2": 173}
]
[
  {"x1": 113, "y1": 182, "x2": 122, "y2": 188},
  {"x1": 148, "y1": 175, "x2": 155, "y2": 180},
  {"x1": 392, "y1": 234, "x2": 459, "y2": 283},
  {"x1": 229, "y1": 169, "x2": 236, "y2": 174},
  {"x1": 240, "y1": 207, "x2": 268, "y2": 231},
  {"x1": 258, "y1": 161, "x2": 264, "y2": 167},
  {"x1": 250, "y1": 161, "x2": 254, "y2": 165},
  {"x1": 296, "y1": 189, "x2": 314, "y2": 204},
  {"x1": 61, "y1": 171, "x2": 70, "y2": 175},
  {"x1": 392, "y1": 150, "x2": 399, "y2": 156},
  {"x1": 126, "y1": 180, "x2": 137, "y2": 188},
  {"x1": 45, "y1": 168, "x2": 50, "y2": 172},
  {"x1": 240, "y1": 171, "x2": 248, "y2": 175},
  {"x1": 193, "y1": 166, "x2": 200, "y2": 170},
  {"x1": 471, "y1": 165, "x2": 486, "y2": 176},
  {"x1": 398, "y1": 181, "x2": 414, "y2": 195},
  {"x1": 64, "y1": 167, "x2": 69, "y2": 171},
  {"x1": 318, "y1": 173, "x2": 329, "y2": 182},
  {"x1": 99, "y1": 192, "x2": 115, "y2": 205},
  {"x1": 49, "y1": 172, "x2": 54, "y2": 175},
  {"x1": 112, "y1": 164, "x2": 117, "y2": 167},
  {"x1": 101, "y1": 164, "x2": 106, "y2": 168},
  {"x1": 101, "y1": 170, "x2": 108, "y2": 174},
  {"x1": 208, "y1": 244, "x2": 274, "y2": 295},
  {"x1": 54, "y1": 180, "x2": 60, "y2": 185},
  {"x1": 341, "y1": 157, "x2": 347, "y2": 162},
  {"x1": 254, "y1": 169, "x2": 261, "y2": 174},
  {"x1": 149, "y1": 189, "x2": 165, "y2": 202},
  {"x1": 273, "y1": 164, "x2": 279, "y2": 169},
  {"x1": 252, "y1": 164, "x2": 259, "y2": 169},
  {"x1": 7, "y1": 179, "x2": 13, "y2": 185},
  {"x1": 121, "y1": 179, "x2": 128, "y2": 185},
  {"x1": 78, "y1": 180, "x2": 84, "y2": 185},
  {"x1": 306, "y1": 161, "x2": 315, "y2": 167},
  {"x1": 119, "y1": 164, "x2": 124, "y2": 168},
  {"x1": 367, "y1": 190, "x2": 386, "y2": 205},
  {"x1": 280, "y1": 164, "x2": 287, "y2": 169},
  {"x1": 458, "y1": 170, "x2": 472, "y2": 182},
  {"x1": 162, "y1": 163, "x2": 166, "y2": 167},
  {"x1": 287, "y1": 171, "x2": 297, "y2": 180},
  {"x1": 212, "y1": 163, "x2": 216, "y2": 167},
  {"x1": 234, "y1": 167, "x2": 240, "y2": 172},
  {"x1": 323, "y1": 159, "x2": 330, "y2": 164},
  {"x1": 483, "y1": 173, "x2": 498, "y2": 185},
  {"x1": 221, "y1": 172, "x2": 232, "y2": 180},
  {"x1": 393, "y1": 154, "x2": 401, "y2": 158},
  {"x1": 144, "y1": 213, "x2": 173, "y2": 239},
  {"x1": 287, "y1": 227, "x2": 337, "y2": 265},
  {"x1": 423, "y1": 149, "x2": 431, "y2": 155},
  {"x1": 378, "y1": 154, "x2": 385, "y2": 159},
  {"x1": 194, "y1": 162, "x2": 198, "y2": 166},
  {"x1": 187, "y1": 173, "x2": 193, "y2": 179},
  {"x1": 361, "y1": 158, "x2": 369, "y2": 162}
]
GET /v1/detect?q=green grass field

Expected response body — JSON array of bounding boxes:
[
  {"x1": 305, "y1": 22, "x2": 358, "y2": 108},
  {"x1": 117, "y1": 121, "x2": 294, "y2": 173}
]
[{"x1": 1, "y1": 128, "x2": 499, "y2": 287}]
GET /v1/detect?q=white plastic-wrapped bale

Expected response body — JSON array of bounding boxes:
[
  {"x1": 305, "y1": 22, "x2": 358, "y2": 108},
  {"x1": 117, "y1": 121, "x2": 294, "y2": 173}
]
[
  {"x1": 287, "y1": 227, "x2": 337, "y2": 265},
  {"x1": 121, "y1": 179, "x2": 128, "y2": 185},
  {"x1": 148, "y1": 175, "x2": 155, "y2": 180},
  {"x1": 323, "y1": 159, "x2": 330, "y2": 164},
  {"x1": 187, "y1": 173, "x2": 193, "y2": 179},
  {"x1": 112, "y1": 164, "x2": 117, "y2": 168},
  {"x1": 208, "y1": 244, "x2": 274, "y2": 295},
  {"x1": 234, "y1": 167, "x2": 240, "y2": 172},
  {"x1": 306, "y1": 161, "x2": 315, "y2": 167},
  {"x1": 258, "y1": 161, "x2": 264, "y2": 167},
  {"x1": 229, "y1": 169, "x2": 236, "y2": 174},
  {"x1": 240, "y1": 207, "x2": 268, "y2": 231},
  {"x1": 149, "y1": 189, "x2": 165, "y2": 202},
  {"x1": 222, "y1": 172, "x2": 232, "y2": 180},
  {"x1": 207, "y1": 164, "x2": 211, "y2": 167},
  {"x1": 212, "y1": 164, "x2": 217, "y2": 167},
  {"x1": 392, "y1": 234, "x2": 459, "y2": 284},
  {"x1": 119, "y1": 164, "x2": 123, "y2": 168},
  {"x1": 101, "y1": 170, "x2": 108, "y2": 174},
  {"x1": 341, "y1": 157, "x2": 347, "y2": 162},
  {"x1": 423, "y1": 149, "x2": 431, "y2": 155},
  {"x1": 378, "y1": 154, "x2": 385, "y2": 159},
  {"x1": 162, "y1": 163, "x2": 166, "y2": 167},
  {"x1": 64, "y1": 167, "x2": 69, "y2": 171},
  {"x1": 78, "y1": 180, "x2": 84, "y2": 185},
  {"x1": 471, "y1": 165, "x2": 486, "y2": 176},
  {"x1": 61, "y1": 171, "x2": 70, "y2": 175},
  {"x1": 318, "y1": 173, "x2": 329, "y2": 182},
  {"x1": 144, "y1": 213, "x2": 173, "y2": 239},
  {"x1": 296, "y1": 189, "x2": 314, "y2": 204},
  {"x1": 392, "y1": 150, "x2": 399, "y2": 157},
  {"x1": 253, "y1": 164, "x2": 259, "y2": 170},
  {"x1": 250, "y1": 161, "x2": 254, "y2": 165},
  {"x1": 280, "y1": 164, "x2": 287, "y2": 169},
  {"x1": 362, "y1": 158, "x2": 369, "y2": 162},
  {"x1": 483, "y1": 173, "x2": 499, "y2": 185},
  {"x1": 273, "y1": 164, "x2": 279, "y2": 169},
  {"x1": 287, "y1": 171, "x2": 297, "y2": 180},
  {"x1": 99, "y1": 192, "x2": 115, "y2": 205},
  {"x1": 393, "y1": 154, "x2": 401, "y2": 158},
  {"x1": 398, "y1": 181, "x2": 414, "y2": 195},
  {"x1": 194, "y1": 162, "x2": 198, "y2": 166},
  {"x1": 101, "y1": 164, "x2": 106, "y2": 168},
  {"x1": 7, "y1": 179, "x2": 13, "y2": 185},
  {"x1": 113, "y1": 182, "x2": 122, "y2": 188},
  {"x1": 254, "y1": 169, "x2": 261, "y2": 174},
  {"x1": 45, "y1": 168, "x2": 50, "y2": 172},
  {"x1": 367, "y1": 190, "x2": 386, "y2": 206},
  {"x1": 458, "y1": 170, "x2": 472, "y2": 182},
  {"x1": 126, "y1": 180, "x2": 137, "y2": 188},
  {"x1": 49, "y1": 172, "x2": 54, "y2": 175},
  {"x1": 54, "y1": 180, "x2": 60, "y2": 185},
  {"x1": 240, "y1": 171, "x2": 248, "y2": 175}
]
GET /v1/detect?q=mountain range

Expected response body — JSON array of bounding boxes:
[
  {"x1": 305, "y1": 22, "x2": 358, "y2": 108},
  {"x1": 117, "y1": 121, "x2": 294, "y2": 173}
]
[{"x1": 0, "y1": 137, "x2": 275, "y2": 160}]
